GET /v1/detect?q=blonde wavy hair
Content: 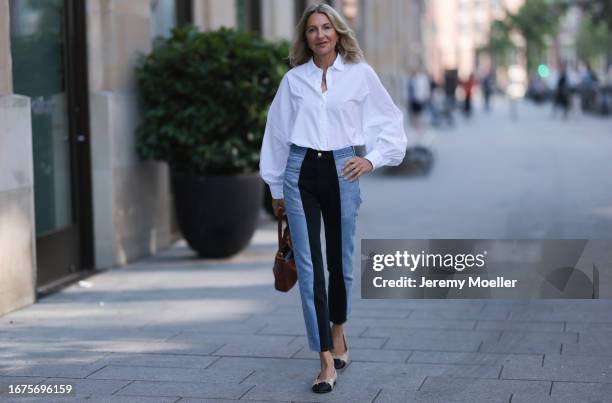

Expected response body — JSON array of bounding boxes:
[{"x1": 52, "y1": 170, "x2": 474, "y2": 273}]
[{"x1": 289, "y1": 3, "x2": 364, "y2": 67}]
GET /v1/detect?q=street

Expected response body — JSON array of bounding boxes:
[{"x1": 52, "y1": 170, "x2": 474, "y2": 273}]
[
  {"x1": 360, "y1": 99, "x2": 612, "y2": 239},
  {"x1": 1, "y1": 100, "x2": 612, "y2": 402}
]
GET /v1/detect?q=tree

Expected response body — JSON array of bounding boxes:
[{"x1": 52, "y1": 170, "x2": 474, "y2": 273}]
[
  {"x1": 576, "y1": 14, "x2": 612, "y2": 65},
  {"x1": 481, "y1": 19, "x2": 515, "y2": 68},
  {"x1": 574, "y1": 0, "x2": 612, "y2": 31},
  {"x1": 507, "y1": 0, "x2": 561, "y2": 72}
]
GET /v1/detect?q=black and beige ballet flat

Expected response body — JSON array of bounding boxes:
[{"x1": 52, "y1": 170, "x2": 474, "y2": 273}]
[
  {"x1": 311, "y1": 371, "x2": 337, "y2": 393},
  {"x1": 332, "y1": 333, "x2": 349, "y2": 370}
]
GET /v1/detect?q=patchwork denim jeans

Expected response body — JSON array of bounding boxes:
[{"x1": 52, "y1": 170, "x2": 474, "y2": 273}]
[{"x1": 283, "y1": 144, "x2": 362, "y2": 352}]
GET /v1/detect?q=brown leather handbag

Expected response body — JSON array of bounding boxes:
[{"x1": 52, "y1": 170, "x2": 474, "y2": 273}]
[{"x1": 273, "y1": 214, "x2": 297, "y2": 292}]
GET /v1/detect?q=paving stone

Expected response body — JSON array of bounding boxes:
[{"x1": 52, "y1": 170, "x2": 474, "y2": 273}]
[
  {"x1": 560, "y1": 331, "x2": 612, "y2": 356},
  {"x1": 354, "y1": 300, "x2": 484, "y2": 312},
  {"x1": 0, "y1": 339, "x2": 224, "y2": 356},
  {"x1": 480, "y1": 302, "x2": 527, "y2": 315},
  {"x1": 565, "y1": 322, "x2": 612, "y2": 333},
  {"x1": 562, "y1": 345, "x2": 612, "y2": 356},
  {"x1": 87, "y1": 365, "x2": 251, "y2": 383},
  {"x1": 380, "y1": 377, "x2": 551, "y2": 403},
  {"x1": 408, "y1": 309, "x2": 509, "y2": 321},
  {"x1": 179, "y1": 399, "x2": 289, "y2": 403},
  {"x1": 479, "y1": 331, "x2": 577, "y2": 354},
  {"x1": 168, "y1": 334, "x2": 301, "y2": 358},
  {"x1": 207, "y1": 357, "x2": 319, "y2": 376},
  {"x1": 0, "y1": 362, "x2": 106, "y2": 378},
  {"x1": 374, "y1": 388, "x2": 509, "y2": 403},
  {"x1": 211, "y1": 342, "x2": 302, "y2": 358},
  {"x1": 408, "y1": 351, "x2": 542, "y2": 366},
  {"x1": 0, "y1": 350, "x2": 109, "y2": 370},
  {"x1": 510, "y1": 396, "x2": 574, "y2": 403},
  {"x1": 116, "y1": 380, "x2": 252, "y2": 400},
  {"x1": 94, "y1": 397, "x2": 178, "y2": 402},
  {"x1": 350, "y1": 309, "x2": 412, "y2": 319},
  {"x1": 362, "y1": 328, "x2": 496, "y2": 352},
  {"x1": 475, "y1": 320, "x2": 564, "y2": 332},
  {"x1": 550, "y1": 381, "x2": 612, "y2": 402},
  {"x1": 96, "y1": 353, "x2": 219, "y2": 369},
  {"x1": 508, "y1": 309, "x2": 612, "y2": 323},
  {"x1": 171, "y1": 332, "x2": 293, "y2": 344},
  {"x1": 351, "y1": 317, "x2": 476, "y2": 330},
  {"x1": 502, "y1": 354, "x2": 612, "y2": 383},
  {"x1": 0, "y1": 327, "x2": 177, "y2": 342},
  {"x1": 137, "y1": 321, "x2": 266, "y2": 335}
]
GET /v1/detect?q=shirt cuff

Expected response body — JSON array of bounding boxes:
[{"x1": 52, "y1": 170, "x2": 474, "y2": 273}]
[
  {"x1": 363, "y1": 150, "x2": 384, "y2": 170},
  {"x1": 269, "y1": 183, "x2": 284, "y2": 199}
]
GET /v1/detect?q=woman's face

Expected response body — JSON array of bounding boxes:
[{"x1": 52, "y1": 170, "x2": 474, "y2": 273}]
[{"x1": 305, "y1": 12, "x2": 338, "y2": 58}]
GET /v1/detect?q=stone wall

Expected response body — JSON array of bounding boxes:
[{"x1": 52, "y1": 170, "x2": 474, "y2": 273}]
[
  {"x1": 0, "y1": 0, "x2": 37, "y2": 315},
  {"x1": 87, "y1": 0, "x2": 173, "y2": 268},
  {"x1": 193, "y1": 0, "x2": 236, "y2": 31},
  {"x1": 0, "y1": 95, "x2": 36, "y2": 315}
]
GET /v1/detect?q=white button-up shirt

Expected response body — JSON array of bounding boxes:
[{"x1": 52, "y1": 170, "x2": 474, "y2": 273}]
[{"x1": 260, "y1": 53, "x2": 407, "y2": 199}]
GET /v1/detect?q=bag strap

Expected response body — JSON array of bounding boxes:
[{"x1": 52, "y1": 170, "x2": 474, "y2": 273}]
[{"x1": 277, "y1": 214, "x2": 284, "y2": 246}]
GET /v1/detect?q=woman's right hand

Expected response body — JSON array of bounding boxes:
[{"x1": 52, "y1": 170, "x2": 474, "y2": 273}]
[{"x1": 272, "y1": 199, "x2": 285, "y2": 218}]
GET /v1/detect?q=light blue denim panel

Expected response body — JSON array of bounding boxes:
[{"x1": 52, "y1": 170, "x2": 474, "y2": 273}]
[
  {"x1": 283, "y1": 146, "x2": 321, "y2": 351},
  {"x1": 332, "y1": 147, "x2": 362, "y2": 317}
]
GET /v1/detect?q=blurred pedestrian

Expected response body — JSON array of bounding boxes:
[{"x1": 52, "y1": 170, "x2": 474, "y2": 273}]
[
  {"x1": 461, "y1": 73, "x2": 477, "y2": 118},
  {"x1": 601, "y1": 63, "x2": 612, "y2": 115},
  {"x1": 579, "y1": 62, "x2": 600, "y2": 113},
  {"x1": 481, "y1": 71, "x2": 494, "y2": 112},
  {"x1": 430, "y1": 79, "x2": 453, "y2": 127},
  {"x1": 444, "y1": 68, "x2": 458, "y2": 111},
  {"x1": 407, "y1": 66, "x2": 431, "y2": 135},
  {"x1": 553, "y1": 67, "x2": 570, "y2": 119},
  {"x1": 260, "y1": 3, "x2": 407, "y2": 394},
  {"x1": 567, "y1": 62, "x2": 580, "y2": 115}
]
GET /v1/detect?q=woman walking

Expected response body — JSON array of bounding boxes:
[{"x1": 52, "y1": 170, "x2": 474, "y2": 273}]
[{"x1": 259, "y1": 4, "x2": 407, "y2": 393}]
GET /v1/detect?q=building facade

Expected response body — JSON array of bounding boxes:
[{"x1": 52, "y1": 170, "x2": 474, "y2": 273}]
[
  {"x1": 424, "y1": 0, "x2": 524, "y2": 81},
  {"x1": 356, "y1": 0, "x2": 425, "y2": 107}
]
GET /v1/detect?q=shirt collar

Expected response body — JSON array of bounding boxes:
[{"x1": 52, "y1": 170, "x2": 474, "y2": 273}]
[{"x1": 306, "y1": 52, "x2": 345, "y2": 76}]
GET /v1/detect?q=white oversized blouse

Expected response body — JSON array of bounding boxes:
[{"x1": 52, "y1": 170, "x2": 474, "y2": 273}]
[{"x1": 260, "y1": 53, "x2": 407, "y2": 199}]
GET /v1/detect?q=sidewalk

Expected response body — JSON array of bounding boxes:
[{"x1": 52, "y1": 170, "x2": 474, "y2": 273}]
[{"x1": 2, "y1": 213, "x2": 612, "y2": 402}]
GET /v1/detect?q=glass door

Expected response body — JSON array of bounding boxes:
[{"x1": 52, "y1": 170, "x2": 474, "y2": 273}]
[{"x1": 10, "y1": 0, "x2": 92, "y2": 290}]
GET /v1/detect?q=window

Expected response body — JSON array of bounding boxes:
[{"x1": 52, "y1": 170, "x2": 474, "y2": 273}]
[
  {"x1": 237, "y1": 0, "x2": 261, "y2": 34},
  {"x1": 151, "y1": 0, "x2": 177, "y2": 41}
]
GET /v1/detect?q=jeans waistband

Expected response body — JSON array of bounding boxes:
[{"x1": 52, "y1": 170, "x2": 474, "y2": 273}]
[{"x1": 289, "y1": 144, "x2": 355, "y2": 160}]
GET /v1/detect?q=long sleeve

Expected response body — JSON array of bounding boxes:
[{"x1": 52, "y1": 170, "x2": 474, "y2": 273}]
[
  {"x1": 259, "y1": 74, "x2": 294, "y2": 199},
  {"x1": 361, "y1": 64, "x2": 408, "y2": 169}
]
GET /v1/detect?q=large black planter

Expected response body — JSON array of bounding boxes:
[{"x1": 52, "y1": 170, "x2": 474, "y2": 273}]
[{"x1": 171, "y1": 171, "x2": 263, "y2": 258}]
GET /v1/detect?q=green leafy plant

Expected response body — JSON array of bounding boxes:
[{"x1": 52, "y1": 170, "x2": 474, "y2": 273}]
[{"x1": 135, "y1": 25, "x2": 290, "y2": 175}]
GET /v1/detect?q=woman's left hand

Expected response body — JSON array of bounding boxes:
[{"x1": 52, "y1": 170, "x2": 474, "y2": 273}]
[{"x1": 342, "y1": 157, "x2": 373, "y2": 181}]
